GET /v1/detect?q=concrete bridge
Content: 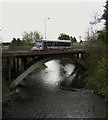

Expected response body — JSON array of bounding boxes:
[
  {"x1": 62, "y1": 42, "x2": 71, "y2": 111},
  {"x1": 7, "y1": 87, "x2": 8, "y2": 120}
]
[{"x1": 2, "y1": 49, "x2": 87, "y2": 89}]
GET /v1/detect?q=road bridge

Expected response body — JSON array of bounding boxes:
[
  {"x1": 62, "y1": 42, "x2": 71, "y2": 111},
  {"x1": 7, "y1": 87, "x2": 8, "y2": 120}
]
[
  {"x1": 3, "y1": 49, "x2": 85, "y2": 57},
  {"x1": 2, "y1": 49, "x2": 87, "y2": 89}
]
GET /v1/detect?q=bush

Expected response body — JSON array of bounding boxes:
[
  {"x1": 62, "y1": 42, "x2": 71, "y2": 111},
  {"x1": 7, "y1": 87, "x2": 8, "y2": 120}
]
[{"x1": 84, "y1": 37, "x2": 108, "y2": 99}]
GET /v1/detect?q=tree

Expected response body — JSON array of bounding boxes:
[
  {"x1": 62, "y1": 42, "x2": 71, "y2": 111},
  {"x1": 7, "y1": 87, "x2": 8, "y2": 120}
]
[
  {"x1": 10, "y1": 38, "x2": 23, "y2": 47},
  {"x1": 16, "y1": 38, "x2": 23, "y2": 46},
  {"x1": 10, "y1": 38, "x2": 17, "y2": 46},
  {"x1": 58, "y1": 33, "x2": 70, "y2": 40},
  {"x1": 97, "y1": 30, "x2": 106, "y2": 41},
  {"x1": 22, "y1": 31, "x2": 43, "y2": 46},
  {"x1": 72, "y1": 37, "x2": 77, "y2": 43},
  {"x1": 58, "y1": 33, "x2": 77, "y2": 43},
  {"x1": 102, "y1": 1, "x2": 108, "y2": 44}
]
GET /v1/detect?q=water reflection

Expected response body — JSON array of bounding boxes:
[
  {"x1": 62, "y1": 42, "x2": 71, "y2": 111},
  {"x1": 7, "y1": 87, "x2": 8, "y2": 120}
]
[
  {"x1": 64, "y1": 64, "x2": 75, "y2": 75},
  {"x1": 41, "y1": 60, "x2": 61, "y2": 89},
  {"x1": 40, "y1": 59, "x2": 75, "y2": 89}
]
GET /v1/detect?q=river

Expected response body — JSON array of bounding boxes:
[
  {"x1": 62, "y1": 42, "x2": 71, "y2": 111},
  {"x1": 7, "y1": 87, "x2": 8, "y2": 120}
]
[{"x1": 2, "y1": 58, "x2": 107, "y2": 118}]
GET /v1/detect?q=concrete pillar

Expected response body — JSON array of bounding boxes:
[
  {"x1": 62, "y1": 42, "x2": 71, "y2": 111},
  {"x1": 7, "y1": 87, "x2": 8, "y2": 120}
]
[
  {"x1": 16, "y1": 57, "x2": 19, "y2": 72},
  {"x1": 23, "y1": 57, "x2": 27, "y2": 70},
  {"x1": 7, "y1": 57, "x2": 11, "y2": 82},
  {"x1": 13, "y1": 58, "x2": 16, "y2": 72}
]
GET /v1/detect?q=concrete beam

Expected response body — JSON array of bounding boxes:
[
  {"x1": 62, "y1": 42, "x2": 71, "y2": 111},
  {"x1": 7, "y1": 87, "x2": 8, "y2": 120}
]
[{"x1": 9, "y1": 62, "x2": 47, "y2": 89}]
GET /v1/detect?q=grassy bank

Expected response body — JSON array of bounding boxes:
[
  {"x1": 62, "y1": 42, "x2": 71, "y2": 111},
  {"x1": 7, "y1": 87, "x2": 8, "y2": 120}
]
[
  {"x1": 82, "y1": 38, "x2": 108, "y2": 100},
  {"x1": 86, "y1": 57, "x2": 108, "y2": 99}
]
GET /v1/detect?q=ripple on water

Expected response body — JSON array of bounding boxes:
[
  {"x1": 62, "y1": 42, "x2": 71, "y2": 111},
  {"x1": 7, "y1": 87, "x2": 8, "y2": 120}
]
[{"x1": 2, "y1": 59, "x2": 107, "y2": 118}]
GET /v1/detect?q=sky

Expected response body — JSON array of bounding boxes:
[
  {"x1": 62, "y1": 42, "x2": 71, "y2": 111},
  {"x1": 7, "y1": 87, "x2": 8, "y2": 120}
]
[{"x1": 1, "y1": 0, "x2": 106, "y2": 42}]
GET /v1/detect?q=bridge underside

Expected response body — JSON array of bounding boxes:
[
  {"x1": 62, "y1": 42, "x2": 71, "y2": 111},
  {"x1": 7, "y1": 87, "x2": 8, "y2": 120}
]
[{"x1": 2, "y1": 51, "x2": 87, "y2": 89}]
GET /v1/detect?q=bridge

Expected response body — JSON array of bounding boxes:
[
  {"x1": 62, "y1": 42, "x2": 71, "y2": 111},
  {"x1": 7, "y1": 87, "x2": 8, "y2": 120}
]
[{"x1": 2, "y1": 49, "x2": 87, "y2": 89}]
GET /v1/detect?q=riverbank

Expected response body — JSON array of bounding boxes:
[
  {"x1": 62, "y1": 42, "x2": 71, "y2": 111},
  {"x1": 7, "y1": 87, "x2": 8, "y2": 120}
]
[{"x1": 81, "y1": 38, "x2": 108, "y2": 101}]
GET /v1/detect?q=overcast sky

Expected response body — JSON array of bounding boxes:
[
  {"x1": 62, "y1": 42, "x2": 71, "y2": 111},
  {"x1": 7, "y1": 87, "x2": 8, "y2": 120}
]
[{"x1": 1, "y1": 1, "x2": 105, "y2": 42}]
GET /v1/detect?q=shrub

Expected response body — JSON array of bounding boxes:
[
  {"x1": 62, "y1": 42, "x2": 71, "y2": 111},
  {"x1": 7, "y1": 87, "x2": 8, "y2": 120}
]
[{"x1": 85, "y1": 40, "x2": 108, "y2": 99}]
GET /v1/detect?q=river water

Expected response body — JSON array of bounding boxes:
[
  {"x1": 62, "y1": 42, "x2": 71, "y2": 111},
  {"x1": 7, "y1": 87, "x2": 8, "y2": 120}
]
[{"x1": 3, "y1": 58, "x2": 107, "y2": 118}]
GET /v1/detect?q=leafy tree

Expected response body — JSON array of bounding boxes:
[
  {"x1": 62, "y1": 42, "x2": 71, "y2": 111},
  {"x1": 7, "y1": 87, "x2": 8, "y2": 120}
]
[
  {"x1": 22, "y1": 31, "x2": 43, "y2": 46},
  {"x1": 16, "y1": 38, "x2": 23, "y2": 46},
  {"x1": 79, "y1": 40, "x2": 83, "y2": 44},
  {"x1": 10, "y1": 38, "x2": 23, "y2": 47},
  {"x1": 70, "y1": 36, "x2": 77, "y2": 44},
  {"x1": 10, "y1": 38, "x2": 17, "y2": 46},
  {"x1": 84, "y1": 1, "x2": 108, "y2": 99},
  {"x1": 58, "y1": 33, "x2": 70, "y2": 40},
  {"x1": 97, "y1": 30, "x2": 106, "y2": 41},
  {"x1": 102, "y1": 1, "x2": 108, "y2": 44},
  {"x1": 72, "y1": 37, "x2": 77, "y2": 43},
  {"x1": 58, "y1": 33, "x2": 77, "y2": 44}
]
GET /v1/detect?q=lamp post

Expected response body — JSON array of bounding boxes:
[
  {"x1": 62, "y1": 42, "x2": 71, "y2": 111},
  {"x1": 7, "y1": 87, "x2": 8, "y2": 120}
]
[{"x1": 45, "y1": 18, "x2": 50, "y2": 39}]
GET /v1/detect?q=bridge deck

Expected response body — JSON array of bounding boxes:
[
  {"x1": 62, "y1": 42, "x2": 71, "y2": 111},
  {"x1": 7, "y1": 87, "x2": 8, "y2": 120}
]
[
  {"x1": 3, "y1": 49, "x2": 87, "y2": 89},
  {"x1": 3, "y1": 49, "x2": 85, "y2": 57}
]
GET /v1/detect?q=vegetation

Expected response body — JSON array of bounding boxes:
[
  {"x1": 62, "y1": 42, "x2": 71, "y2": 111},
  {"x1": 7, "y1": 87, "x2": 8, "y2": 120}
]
[
  {"x1": 83, "y1": 35, "x2": 107, "y2": 98},
  {"x1": 102, "y1": 1, "x2": 108, "y2": 44},
  {"x1": 83, "y1": 1, "x2": 108, "y2": 99},
  {"x1": 9, "y1": 31, "x2": 43, "y2": 50},
  {"x1": 10, "y1": 38, "x2": 23, "y2": 46},
  {"x1": 58, "y1": 33, "x2": 77, "y2": 43},
  {"x1": 22, "y1": 31, "x2": 43, "y2": 46}
]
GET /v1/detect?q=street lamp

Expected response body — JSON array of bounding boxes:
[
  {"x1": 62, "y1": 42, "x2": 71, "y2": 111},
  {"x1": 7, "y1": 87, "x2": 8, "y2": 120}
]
[{"x1": 45, "y1": 18, "x2": 50, "y2": 39}]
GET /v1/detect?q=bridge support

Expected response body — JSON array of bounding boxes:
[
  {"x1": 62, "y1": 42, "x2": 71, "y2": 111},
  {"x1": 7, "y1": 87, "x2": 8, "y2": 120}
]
[
  {"x1": 3, "y1": 50, "x2": 87, "y2": 85},
  {"x1": 6, "y1": 57, "x2": 11, "y2": 83},
  {"x1": 9, "y1": 61, "x2": 47, "y2": 89},
  {"x1": 75, "y1": 53, "x2": 86, "y2": 59},
  {"x1": 21, "y1": 57, "x2": 27, "y2": 71},
  {"x1": 16, "y1": 57, "x2": 19, "y2": 72}
]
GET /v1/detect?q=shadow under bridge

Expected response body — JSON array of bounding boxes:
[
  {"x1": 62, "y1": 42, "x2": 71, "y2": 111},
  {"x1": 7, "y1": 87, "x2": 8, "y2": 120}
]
[{"x1": 2, "y1": 50, "x2": 87, "y2": 89}]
